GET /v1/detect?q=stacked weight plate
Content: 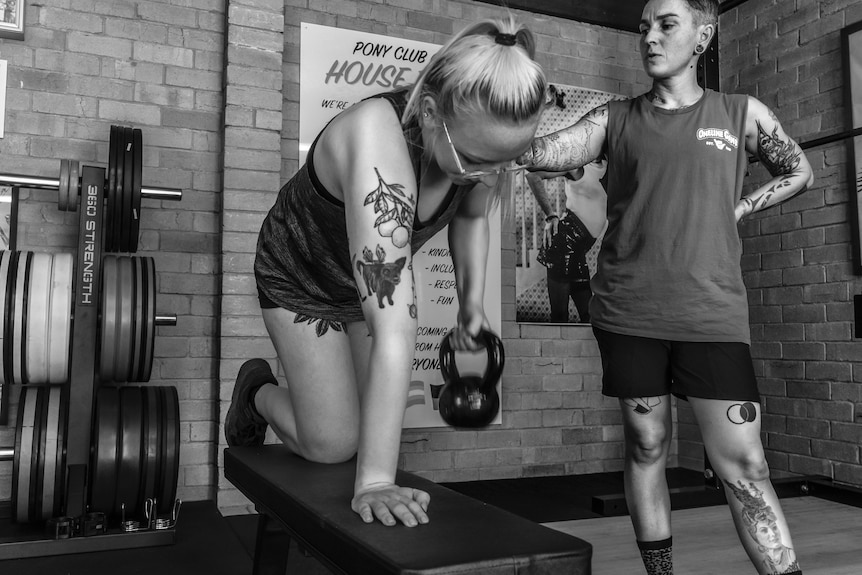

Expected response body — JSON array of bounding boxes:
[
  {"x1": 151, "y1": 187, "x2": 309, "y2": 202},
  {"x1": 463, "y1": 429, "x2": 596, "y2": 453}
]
[
  {"x1": 105, "y1": 126, "x2": 143, "y2": 253},
  {"x1": 89, "y1": 386, "x2": 179, "y2": 520},
  {"x1": 99, "y1": 255, "x2": 156, "y2": 383},
  {"x1": 0, "y1": 251, "x2": 74, "y2": 387},
  {"x1": 12, "y1": 385, "x2": 67, "y2": 522}
]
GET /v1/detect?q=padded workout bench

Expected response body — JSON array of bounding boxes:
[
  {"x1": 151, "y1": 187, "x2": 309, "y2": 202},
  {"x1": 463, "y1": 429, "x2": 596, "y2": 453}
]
[{"x1": 224, "y1": 445, "x2": 592, "y2": 574}]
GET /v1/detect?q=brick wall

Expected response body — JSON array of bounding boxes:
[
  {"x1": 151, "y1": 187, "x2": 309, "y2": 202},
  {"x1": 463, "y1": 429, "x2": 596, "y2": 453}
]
[
  {"x1": 676, "y1": 0, "x2": 862, "y2": 485},
  {"x1": 0, "y1": 0, "x2": 224, "y2": 503},
  {"x1": 217, "y1": 0, "x2": 650, "y2": 514}
]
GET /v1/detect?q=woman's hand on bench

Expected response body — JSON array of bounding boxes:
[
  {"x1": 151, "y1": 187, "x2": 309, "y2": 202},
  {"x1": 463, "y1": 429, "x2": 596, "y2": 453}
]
[{"x1": 352, "y1": 483, "x2": 431, "y2": 527}]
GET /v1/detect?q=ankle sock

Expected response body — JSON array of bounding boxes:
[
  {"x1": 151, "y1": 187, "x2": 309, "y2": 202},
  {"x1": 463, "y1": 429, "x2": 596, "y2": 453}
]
[{"x1": 637, "y1": 537, "x2": 673, "y2": 575}]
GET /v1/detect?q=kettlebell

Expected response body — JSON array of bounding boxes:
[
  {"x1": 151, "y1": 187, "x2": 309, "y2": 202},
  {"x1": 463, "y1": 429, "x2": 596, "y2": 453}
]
[{"x1": 437, "y1": 329, "x2": 505, "y2": 428}]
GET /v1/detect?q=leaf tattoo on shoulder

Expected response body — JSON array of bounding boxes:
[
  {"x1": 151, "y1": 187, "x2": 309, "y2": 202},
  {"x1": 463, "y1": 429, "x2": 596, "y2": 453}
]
[{"x1": 364, "y1": 168, "x2": 415, "y2": 249}]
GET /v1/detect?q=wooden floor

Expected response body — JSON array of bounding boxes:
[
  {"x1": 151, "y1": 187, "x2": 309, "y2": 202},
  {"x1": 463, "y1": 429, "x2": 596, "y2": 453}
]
[{"x1": 546, "y1": 496, "x2": 861, "y2": 575}]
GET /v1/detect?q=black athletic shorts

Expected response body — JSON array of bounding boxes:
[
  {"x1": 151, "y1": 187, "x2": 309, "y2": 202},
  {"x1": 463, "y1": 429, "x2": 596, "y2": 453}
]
[{"x1": 593, "y1": 327, "x2": 760, "y2": 402}]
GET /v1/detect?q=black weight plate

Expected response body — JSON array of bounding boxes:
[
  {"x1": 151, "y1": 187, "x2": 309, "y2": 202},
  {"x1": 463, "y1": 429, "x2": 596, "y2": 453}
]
[
  {"x1": 122, "y1": 127, "x2": 134, "y2": 252},
  {"x1": 115, "y1": 257, "x2": 134, "y2": 383},
  {"x1": 106, "y1": 126, "x2": 118, "y2": 252},
  {"x1": 99, "y1": 256, "x2": 118, "y2": 381},
  {"x1": 115, "y1": 386, "x2": 143, "y2": 518},
  {"x1": 141, "y1": 386, "x2": 160, "y2": 506},
  {"x1": 3, "y1": 251, "x2": 19, "y2": 389},
  {"x1": 31, "y1": 386, "x2": 49, "y2": 522},
  {"x1": 14, "y1": 252, "x2": 33, "y2": 386},
  {"x1": 131, "y1": 128, "x2": 142, "y2": 253},
  {"x1": 12, "y1": 386, "x2": 33, "y2": 522},
  {"x1": 0, "y1": 251, "x2": 10, "y2": 387},
  {"x1": 41, "y1": 385, "x2": 61, "y2": 520},
  {"x1": 159, "y1": 385, "x2": 179, "y2": 516},
  {"x1": 90, "y1": 386, "x2": 119, "y2": 515},
  {"x1": 113, "y1": 128, "x2": 126, "y2": 253},
  {"x1": 140, "y1": 258, "x2": 155, "y2": 382},
  {"x1": 54, "y1": 381, "x2": 69, "y2": 518},
  {"x1": 3, "y1": 251, "x2": 17, "y2": 389},
  {"x1": 130, "y1": 257, "x2": 143, "y2": 382}
]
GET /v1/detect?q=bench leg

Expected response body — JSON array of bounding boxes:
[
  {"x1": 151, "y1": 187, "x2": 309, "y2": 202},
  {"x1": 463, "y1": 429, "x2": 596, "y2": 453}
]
[{"x1": 253, "y1": 513, "x2": 291, "y2": 575}]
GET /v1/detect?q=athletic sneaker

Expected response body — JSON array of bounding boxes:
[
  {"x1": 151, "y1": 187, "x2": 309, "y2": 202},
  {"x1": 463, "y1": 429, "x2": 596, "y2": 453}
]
[{"x1": 225, "y1": 358, "x2": 273, "y2": 447}]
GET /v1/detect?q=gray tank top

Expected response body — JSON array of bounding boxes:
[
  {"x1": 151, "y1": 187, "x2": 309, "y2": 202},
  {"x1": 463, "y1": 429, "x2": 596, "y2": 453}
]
[{"x1": 592, "y1": 90, "x2": 751, "y2": 343}]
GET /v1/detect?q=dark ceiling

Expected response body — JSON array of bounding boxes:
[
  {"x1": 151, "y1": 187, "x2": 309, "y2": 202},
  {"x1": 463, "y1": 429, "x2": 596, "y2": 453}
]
[{"x1": 474, "y1": 0, "x2": 747, "y2": 34}]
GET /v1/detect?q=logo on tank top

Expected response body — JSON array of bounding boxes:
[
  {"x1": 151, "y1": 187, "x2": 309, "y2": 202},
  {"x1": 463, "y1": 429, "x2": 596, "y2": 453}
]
[{"x1": 696, "y1": 127, "x2": 739, "y2": 152}]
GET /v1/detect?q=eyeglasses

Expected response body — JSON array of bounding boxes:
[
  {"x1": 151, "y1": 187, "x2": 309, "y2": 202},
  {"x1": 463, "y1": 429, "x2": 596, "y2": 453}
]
[{"x1": 441, "y1": 121, "x2": 526, "y2": 180}]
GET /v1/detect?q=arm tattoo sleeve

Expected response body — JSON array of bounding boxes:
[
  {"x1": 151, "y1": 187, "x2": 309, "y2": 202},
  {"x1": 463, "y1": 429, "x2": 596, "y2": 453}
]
[
  {"x1": 527, "y1": 106, "x2": 606, "y2": 172},
  {"x1": 756, "y1": 118, "x2": 801, "y2": 177}
]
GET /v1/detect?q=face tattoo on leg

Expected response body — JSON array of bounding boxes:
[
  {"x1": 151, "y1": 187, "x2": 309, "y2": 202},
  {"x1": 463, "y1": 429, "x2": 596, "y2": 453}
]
[{"x1": 724, "y1": 480, "x2": 801, "y2": 574}]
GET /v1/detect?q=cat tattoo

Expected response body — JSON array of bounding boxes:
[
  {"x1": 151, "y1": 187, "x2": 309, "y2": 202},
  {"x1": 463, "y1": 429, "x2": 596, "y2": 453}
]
[{"x1": 356, "y1": 245, "x2": 406, "y2": 309}]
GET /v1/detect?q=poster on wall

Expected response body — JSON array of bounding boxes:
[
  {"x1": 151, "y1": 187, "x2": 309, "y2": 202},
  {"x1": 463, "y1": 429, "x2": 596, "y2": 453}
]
[
  {"x1": 514, "y1": 84, "x2": 624, "y2": 325},
  {"x1": 299, "y1": 23, "x2": 503, "y2": 428},
  {"x1": 842, "y1": 21, "x2": 862, "y2": 274},
  {"x1": 0, "y1": 59, "x2": 6, "y2": 138}
]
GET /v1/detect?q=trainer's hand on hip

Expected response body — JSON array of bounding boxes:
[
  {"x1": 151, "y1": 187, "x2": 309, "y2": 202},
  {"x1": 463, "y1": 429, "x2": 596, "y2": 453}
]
[{"x1": 352, "y1": 483, "x2": 430, "y2": 527}]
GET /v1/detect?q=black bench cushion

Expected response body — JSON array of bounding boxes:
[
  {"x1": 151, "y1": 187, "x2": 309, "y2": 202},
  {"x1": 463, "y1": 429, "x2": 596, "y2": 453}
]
[{"x1": 225, "y1": 445, "x2": 592, "y2": 575}]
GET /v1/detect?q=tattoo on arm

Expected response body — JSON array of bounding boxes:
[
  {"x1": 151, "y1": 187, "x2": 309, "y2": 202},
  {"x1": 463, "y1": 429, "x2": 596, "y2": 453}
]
[
  {"x1": 354, "y1": 245, "x2": 406, "y2": 309},
  {"x1": 364, "y1": 167, "x2": 415, "y2": 249},
  {"x1": 531, "y1": 106, "x2": 605, "y2": 171},
  {"x1": 756, "y1": 119, "x2": 801, "y2": 177}
]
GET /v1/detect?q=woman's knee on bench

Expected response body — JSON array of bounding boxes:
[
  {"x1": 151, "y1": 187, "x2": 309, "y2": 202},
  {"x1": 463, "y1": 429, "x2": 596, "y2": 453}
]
[{"x1": 297, "y1": 429, "x2": 359, "y2": 464}]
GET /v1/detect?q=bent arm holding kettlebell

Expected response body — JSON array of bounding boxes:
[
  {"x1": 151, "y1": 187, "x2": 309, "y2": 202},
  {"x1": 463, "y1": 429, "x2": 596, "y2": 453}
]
[{"x1": 448, "y1": 182, "x2": 494, "y2": 350}]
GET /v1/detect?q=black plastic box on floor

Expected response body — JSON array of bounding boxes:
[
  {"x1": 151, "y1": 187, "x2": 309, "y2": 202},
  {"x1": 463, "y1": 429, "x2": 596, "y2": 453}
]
[{"x1": 224, "y1": 445, "x2": 593, "y2": 575}]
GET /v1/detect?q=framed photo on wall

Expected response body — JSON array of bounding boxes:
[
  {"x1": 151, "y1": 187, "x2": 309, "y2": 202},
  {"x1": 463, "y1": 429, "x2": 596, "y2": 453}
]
[
  {"x1": 842, "y1": 21, "x2": 862, "y2": 273},
  {"x1": 0, "y1": 186, "x2": 17, "y2": 251},
  {"x1": 514, "y1": 84, "x2": 623, "y2": 324},
  {"x1": 0, "y1": 0, "x2": 24, "y2": 40}
]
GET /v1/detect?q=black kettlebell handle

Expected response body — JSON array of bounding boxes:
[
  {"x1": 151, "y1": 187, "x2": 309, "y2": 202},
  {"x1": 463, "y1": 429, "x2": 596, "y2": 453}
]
[{"x1": 439, "y1": 329, "x2": 505, "y2": 390}]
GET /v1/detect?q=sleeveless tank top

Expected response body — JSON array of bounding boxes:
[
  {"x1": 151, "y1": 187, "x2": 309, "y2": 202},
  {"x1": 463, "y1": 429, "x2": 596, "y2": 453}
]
[
  {"x1": 254, "y1": 89, "x2": 469, "y2": 323},
  {"x1": 592, "y1": 90, "x2": 751, "y2": 343}
]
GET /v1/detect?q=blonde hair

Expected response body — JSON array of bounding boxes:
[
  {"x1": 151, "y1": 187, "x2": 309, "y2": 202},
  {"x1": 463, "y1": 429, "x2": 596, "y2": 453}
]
[{"x1": 403, "y1": 16, "x2": 546, "y2": 125}]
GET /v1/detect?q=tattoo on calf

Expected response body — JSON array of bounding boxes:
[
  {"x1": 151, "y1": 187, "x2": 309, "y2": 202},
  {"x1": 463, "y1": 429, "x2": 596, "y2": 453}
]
[
  {"x1": 724, "y1": 480, "x2": 800, "y2": 574},
  {"x1": 355, "y1": 245, "x2": 406, "y2": 309}
]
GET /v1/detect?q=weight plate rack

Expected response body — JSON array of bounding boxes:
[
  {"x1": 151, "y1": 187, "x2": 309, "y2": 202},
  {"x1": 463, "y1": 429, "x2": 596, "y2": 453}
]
[{"x1": 0, "y1": 125, "x2": 183, "y2": 559}]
